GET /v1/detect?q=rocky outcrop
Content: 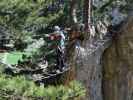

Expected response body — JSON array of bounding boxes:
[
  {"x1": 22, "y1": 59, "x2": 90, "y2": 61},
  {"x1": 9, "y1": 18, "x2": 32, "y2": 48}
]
[{"x1": 103, "y1": 15, "x2": 133, "y2": 100}]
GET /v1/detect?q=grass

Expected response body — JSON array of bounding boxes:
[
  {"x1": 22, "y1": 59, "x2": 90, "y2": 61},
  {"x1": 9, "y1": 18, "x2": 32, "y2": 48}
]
[{"x1": 0, "y1": 51, "x2": 31, "y2": 65}]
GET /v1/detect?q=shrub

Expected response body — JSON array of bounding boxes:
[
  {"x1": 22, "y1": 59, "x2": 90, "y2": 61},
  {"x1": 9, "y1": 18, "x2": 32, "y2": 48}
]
[{"x1": 0, "y1": 75, "x2": 86, "y2": 100}]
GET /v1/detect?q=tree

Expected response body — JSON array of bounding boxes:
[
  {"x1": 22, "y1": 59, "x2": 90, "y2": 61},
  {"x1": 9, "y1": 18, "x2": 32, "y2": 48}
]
[
  {"x1": 70, "y1": 0, "x2": 78, "y2": 25},
  {"x1": 0, "y1": 0, "x2": 65, "y2": 51},
  {"x1": 66, "y1": 0, "x2": 133, "y2": 100},
  {"x1": 83, "y1": 0, "x2": 92, "y2": 34},
  {"x1": 66, "y1": 0, "x2": 104, "y2": 99},
  {"x1": 103, "y1": 15, "x2": 133, "y2": 100}
]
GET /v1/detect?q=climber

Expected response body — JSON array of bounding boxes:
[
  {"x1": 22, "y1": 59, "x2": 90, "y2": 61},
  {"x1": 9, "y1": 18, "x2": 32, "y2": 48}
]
[{"x1": 45, "y1": 26, "x2": 66, "y2": 71}]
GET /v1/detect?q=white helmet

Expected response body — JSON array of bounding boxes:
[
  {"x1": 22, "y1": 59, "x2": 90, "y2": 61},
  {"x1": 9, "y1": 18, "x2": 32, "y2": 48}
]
[{"x1": 54, "y1": 26, "x2": 60, "y2": 31}]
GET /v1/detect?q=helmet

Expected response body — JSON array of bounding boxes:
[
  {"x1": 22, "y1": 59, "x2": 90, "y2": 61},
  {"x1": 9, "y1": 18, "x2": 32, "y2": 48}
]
[{"x1": 54, "y1": 26, "x2": 60, "y2": 31}]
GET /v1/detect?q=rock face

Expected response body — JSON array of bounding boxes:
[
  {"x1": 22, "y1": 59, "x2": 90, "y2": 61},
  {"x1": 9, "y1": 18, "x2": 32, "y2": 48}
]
[{"x1": 103, "y1": 16, "x2": 133, "y2": 100}]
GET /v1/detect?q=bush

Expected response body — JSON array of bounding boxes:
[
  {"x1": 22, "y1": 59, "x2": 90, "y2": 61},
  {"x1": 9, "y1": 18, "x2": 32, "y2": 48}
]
[{"x1": 0, "y1": 75, "x2": 86, "y2": 100}]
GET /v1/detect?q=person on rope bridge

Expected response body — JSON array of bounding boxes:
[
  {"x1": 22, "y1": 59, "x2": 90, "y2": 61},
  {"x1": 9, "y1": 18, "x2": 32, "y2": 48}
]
[{"x1": 45, "y1": 26, "x2": 66, "y2": 71}]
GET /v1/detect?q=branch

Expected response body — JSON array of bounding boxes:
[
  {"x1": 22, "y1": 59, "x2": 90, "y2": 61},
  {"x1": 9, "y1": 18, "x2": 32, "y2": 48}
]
[
  {"x1": 99, "y1": 0, "x2": 114, "y2": 13},
  {"x1": 70, "y1": 0, "x2": 78, "y2": 25},
  {"x1": 83, "y1": 0, "x2": 92, "y2": 33}
]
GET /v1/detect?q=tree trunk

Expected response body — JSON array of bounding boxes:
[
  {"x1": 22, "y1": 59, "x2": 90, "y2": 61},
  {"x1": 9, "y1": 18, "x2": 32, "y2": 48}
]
[
  {"x1": 66, "y1": 36, "x2": 111, "y2": 100},
  {"x1": 102, "y1": 15, "x2": 133, "y2": 100},
  {"x1": 83, "y1": 0, "x2": 92, "y2": 34},
  {"x1": 66, "y1": 10, "x2": 133, "y2": 100},
  {"x1": 70, "y1": 0, "x2": 78, "y2": 25}
]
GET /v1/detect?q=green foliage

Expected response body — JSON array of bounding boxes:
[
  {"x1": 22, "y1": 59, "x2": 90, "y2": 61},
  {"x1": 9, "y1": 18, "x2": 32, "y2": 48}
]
[
  {"x1": 0, "y1": 52, "x2": 31, "y2": 64},
  {"x1": 0, "y1": 0, "x2": 65, "y2": 33},
  {"x1": 0, "y1": 75, "x2": 86, "y2": 100},
  {"x1": 92, "y1": 0, "x2": 132, "y2": 24},
  {"x1": 0, "y1": 0, "x2": 65, "y2": 51}
]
